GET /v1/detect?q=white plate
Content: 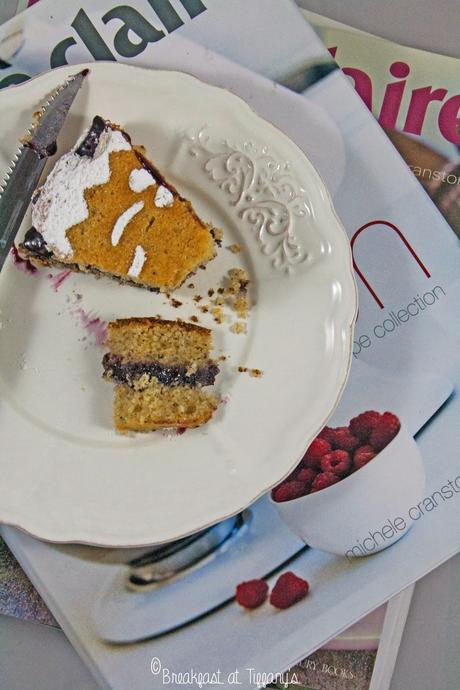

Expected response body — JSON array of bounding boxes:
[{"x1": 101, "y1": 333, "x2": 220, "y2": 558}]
[{"x1": 0, "y1": 62, "x2": 357, "y2": 546}]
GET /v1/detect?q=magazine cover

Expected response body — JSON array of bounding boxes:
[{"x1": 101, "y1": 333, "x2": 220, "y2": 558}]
[
  {"x1": 0, "y1": 1, "x2": 459, "y2": 688},
  {"x1": 302, "y1": 9, "x2": 460, "y2": 239},
  {"x1": 0, "y1": 537, "x2": 393, "y2": 690}
]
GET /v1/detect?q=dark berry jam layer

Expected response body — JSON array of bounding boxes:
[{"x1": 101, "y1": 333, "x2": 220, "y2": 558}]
[
  {"x1": 75, "y1": 115, "x2": 106, "y2": 157},
  {"x1": 21, "y1": 227, "x2": 52, "y2": 257},
  {"x1": 25, "y1": 139, "x2": 57, "y2": 159},
  {"x1": 102, "y1": 354, "x2": 219, "y2": 388}
]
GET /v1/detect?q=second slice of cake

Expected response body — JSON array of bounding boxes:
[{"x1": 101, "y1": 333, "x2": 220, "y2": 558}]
[{"x1": 103, "y1": 318, "x2": 219, "y2": 432}]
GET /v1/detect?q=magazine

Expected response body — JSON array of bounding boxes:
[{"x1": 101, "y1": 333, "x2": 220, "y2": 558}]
[
  {"x1": 302, "y1": 9, "x2": 460, "y2": 239},
  {"x1": 0, "y1": 0, "x2": 459, "y2": 688},
  {"x1": 1, "y1": 536, "x2": 404, "y2": 690}
]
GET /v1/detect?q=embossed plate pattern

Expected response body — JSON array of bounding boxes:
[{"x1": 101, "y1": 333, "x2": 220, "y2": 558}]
[{"x1": 0, "y1": 63, "x2": 357, "y2": 546}]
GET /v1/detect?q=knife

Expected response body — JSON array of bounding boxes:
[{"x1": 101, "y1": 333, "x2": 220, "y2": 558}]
[{"x1": 0, "y1": 68, "x2": 88, "y2": 272}]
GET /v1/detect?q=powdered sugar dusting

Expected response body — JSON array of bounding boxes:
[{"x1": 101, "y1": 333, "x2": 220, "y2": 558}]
[
  {"x1": 127, "y1": 245, "x2": 146, "y2": 278},
  {"x1": 111, "y1": 201, "x2": 144, "y2": 246},
  {"x1": 32, "y1": 127, "x2": 131, "y2": 258},
  {"x1": 129, "y1": 168, "x2": 156, "y2": 192},
  {"x1": 154, "y1": 185, "x2": 174, "y2": 208}
]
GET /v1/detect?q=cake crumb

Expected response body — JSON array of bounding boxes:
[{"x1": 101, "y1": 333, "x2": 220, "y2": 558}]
[
  {"x1": 190, "y1": 315, "x2": 199, "y2": 323},
  {"x1": 208, "y1": 288, "x2": 215, "y2": 297},
  {"x1": 234, "y1": 295, "x2": 249, "y2": 319},
  {"x1": 224, "y1": 268, "x2": 251, "y2": 320},
  {"x1": 227, "y1": 243, "x2": 241, "y2": 254},
  {"x1": 188, "y1": 283, "x2": 195, "y2": 289},
  {"x1": 185, "y1": 362, "x2": 199, "y2": 376},
  {"x1": 217, "y1": 287, "x2": 225, "y2": 295},
  {"x1": 230, "y1": 321, "x2": 247, "y2": 335},
  {"x1": 211, "y1": 227, "x2": 224, "y2": 244},
  {"x1": 212, "y1": 295, "x2": 225, "y2": 307},
  {"x1": 132, "y1": 373, "x2": 151, "y2": 391},
  {"x1": 218, "y1": 355, "x2": 227, "y2": 361},
  {"x1": 226, "y1": 268, "x2": 250, "y2": 294},
  {"x1": 193, "y1": 295, "x2": 202, "y2": 303},
  {"x1": 171, "y1": 299, "x2": 182, "y2": 308},
  {"x1": 200, "y1": 305, "x2": 209, "y2": 313},
  {"x1": 212, "y1": 306, "x2": 226, "y2": 324},
  {"x1": 238, "y1": 365, "x2": 264, "y2": 377}
]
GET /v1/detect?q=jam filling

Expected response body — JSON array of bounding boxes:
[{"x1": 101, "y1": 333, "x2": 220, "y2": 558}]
[
  {"x1": 25, "y1": 139, "x2": 58, "y2": 159},
  {"x1": 21, "y1": 227, "x2": 52, "y2": 257},
  {"x1": 75, "y1": 115, "x2": 106, "y2": 157},
  {"x1": 102, "y1": 354, "x2": 219, "y2": 388}
]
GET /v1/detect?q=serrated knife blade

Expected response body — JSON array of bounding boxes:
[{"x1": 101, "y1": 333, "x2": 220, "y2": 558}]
[{"x1": 0, "y1": 68, "x2": 88, "y2": 272}]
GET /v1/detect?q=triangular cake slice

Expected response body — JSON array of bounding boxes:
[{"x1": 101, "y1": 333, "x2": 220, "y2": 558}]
[
  {"x1": 19, "y1": 117, "x2": 217, "y2": 291},
  {"x1": 103, "y1": 317, "x2": 219, "y2": 432}
]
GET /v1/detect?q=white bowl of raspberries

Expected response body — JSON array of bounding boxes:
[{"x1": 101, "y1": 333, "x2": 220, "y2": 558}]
[{"x1": 270, "y1": 411, "x2": 426, "y2": 556}]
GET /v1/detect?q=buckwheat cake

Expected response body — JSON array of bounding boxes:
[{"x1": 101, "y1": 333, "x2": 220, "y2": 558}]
[
  {"x1": 103, "y1": 317, "x2": 220, "y2": 432},
  {"x1": 19, "y1": 116, "x2": 217, "y2": 291}
]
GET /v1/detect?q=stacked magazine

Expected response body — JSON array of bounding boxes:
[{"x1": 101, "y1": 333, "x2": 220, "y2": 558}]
[{"x1": 0, "y1": 1, "x2": 459, "y2": 689}]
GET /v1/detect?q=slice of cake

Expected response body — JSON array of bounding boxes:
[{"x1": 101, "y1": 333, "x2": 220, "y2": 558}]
[
  {"x1": 103, "y1": 317, "x2": 220, "y2": 432},
  {"x1": 19, "y1": 116, "x2": 217, "y2": 291}
]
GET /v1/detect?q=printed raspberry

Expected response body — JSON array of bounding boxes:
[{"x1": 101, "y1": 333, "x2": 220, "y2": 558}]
[
  {"x1": 236, "y1": 579, "x2": 269, "y2": 609},
  {"x1": 328, "y1": 427, "x2": 360, "y2": 452},
  {"x1": 271, "y1": 480, "x2": 306, "y2": 503},
  {"x1": 320, "y1": 450, "x2": 351, "y2": 476},
  {"x1": 317, "y1": 426, "x2": 335, "y2": 445},
  {"x1": 369, "y1": 412, "x2": 401, "y2": 451},
  {"x1": 303, "y1": 437, "x2": 331, "y2": 468},
  {"x1": 349, "y1": 410, "x2": 381, "y2": 442},
  {"x1": 270, "y1": 571, "x2": 309, "y2": 609},
  {"x1": 353, "y1": 445, "x2": 376, "y2": 470},
  {"x1": 297, "y1": 467, "x2": 317, "y2": 489},
  {"x1": 310, "y1": 471, "x2": 340, "y2": 493}
]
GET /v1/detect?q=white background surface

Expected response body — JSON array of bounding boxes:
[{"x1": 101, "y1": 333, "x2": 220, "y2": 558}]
[
  {"x1": 297, "y1": 0, "x2": 460, "y2": 58},
  {"x1": 389, "y1": 554, "x2": 460, "y2": 690},
  {"x1": 0, "y1": 1, "x2": 458, "y2": 689},
  {"x1": 0, "y1": 616, "x2": 99, "y2": 690}
]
